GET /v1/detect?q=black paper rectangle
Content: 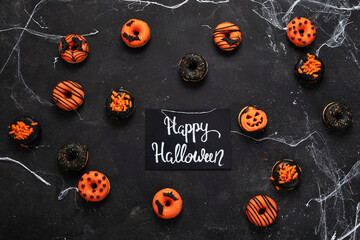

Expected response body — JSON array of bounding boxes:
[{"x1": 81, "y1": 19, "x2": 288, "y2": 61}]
[{"x1": 145, "y1": 109, "x2": 231, "y2": 170}]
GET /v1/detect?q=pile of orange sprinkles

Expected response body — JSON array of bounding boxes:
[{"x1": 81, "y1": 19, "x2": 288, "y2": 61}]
[
  {"x1": 110, "y1": 91, "x2": 132, "y2": 112},
  {"x1": 277, "y1": 163, "x2": 298, "y2": 184},
  {"x1": 8, "y1": 121, "x2": 37, "y2": 140},
  {"x1": 298, "y1": 53, "x2": 322, "y2": 78}
]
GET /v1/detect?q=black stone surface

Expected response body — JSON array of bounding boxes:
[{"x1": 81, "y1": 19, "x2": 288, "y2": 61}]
[{"x1": 0, "y1": 1, "x2": 360, "y2": 240}]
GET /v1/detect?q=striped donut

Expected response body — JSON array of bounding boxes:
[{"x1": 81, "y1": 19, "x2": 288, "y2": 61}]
[
  {"x1": 246, "y1": 195, "x2": 278, "y2": 227},
  {"x1": 53, "y1": 81, "x2": 84, "y2": 111},
  {"x1": 59, "y1": 34, "x2": 89, "y2": 64},
  {"x1": 213, "y1": 22, "x2": 242, "y2": 51}
]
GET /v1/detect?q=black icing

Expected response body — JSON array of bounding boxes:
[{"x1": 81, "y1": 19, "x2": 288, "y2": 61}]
[
  {"x1": 323, "y1": 102, "x2": 353, "y2": 130},
  {"x1": 271, "y1": 159, "x2": 302, "y2": 190},
  {"x1": 8, "y1": 116, "x2": 41, "y2": 148},
  {"x1": 163, "y1": 192, "x2": 178, "y2": 201},
  {"x1": 221, "y1": 36, "x2": 240, "y2": 46},
  {"x1": 122, "y1": 32, "x2": 140, "y2": 43},
  {"x1": 60, "y1": 38, "x2": 69, "y2": 54},
  {"x1": 178, "y1": 53, "x2": 208, "y2": 82},
  {"x1": 57, "y1": 142, "x2": 88, "y2": 171},
  {"x1": 126, "y1": 20, "x2": 135, "y2": 26},
  {"x1": 71, "y1": 37, "x2": 83, "y2": 51},
  {"x1": 295, "y1": 54, "x2": 324, "y2": 85},
  {"x1": 105, "y1": 89, "x2": 135, "y2": 120},
  {"x1": 155, "y1": 200, "x2": 164, "y2": 215}
]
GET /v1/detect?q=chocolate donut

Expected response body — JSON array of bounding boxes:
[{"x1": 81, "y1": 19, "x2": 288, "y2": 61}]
[
  {"x1": 58, "y1": 142, "x2": 88, "y2": 171},
  {"x1": 295, "y1": 53, "x2": 324, "y2": 84},
  {"x1": 8, "y1": 116, "x2": 41, "y2": 148},
  {"x1": 270, "y1": 159, "x2": 302, "y2": 190},
  {"x1": 178, "y1": 53, "x2": 208, "y2": 82},
  {"x1": 105, "y1": 89, "x2": 135, "y2": 120},
  {"x1": 323, "y1": 102, "x2": 353, "y2": 130}
]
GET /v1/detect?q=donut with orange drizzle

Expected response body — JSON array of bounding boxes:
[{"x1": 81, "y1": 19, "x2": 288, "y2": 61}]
[
  {"x1": 287, "y1": 17, "x2": 316, "y2": 47},
  {"x1": 8, "y1": 117, "x2": 41, "y2": 148},
  {"x1": 105, "y1": 89, "x2": 135, "y2": 119},
  {"x1": 295, "y1": 53, "x2": 324, "y2": 84},
  {"x1": 270, "y1": 159, "x2": 302, "y2": 190}
]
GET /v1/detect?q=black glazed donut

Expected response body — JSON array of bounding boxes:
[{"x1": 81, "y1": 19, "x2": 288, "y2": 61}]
[
  {"x1": 323, "y1": 102, "x2": 353, "y2": 130},
  {"x1": 178, "y1": 53, "x2": 208, "y2": 82},
  {"x1": 270, "y1": 159, "x2": 302, "y2": 190},
  {"x1": 57, "y1": 142, "x2": 89, "y2": 171},
  {"x1": 8, "y1": 116, "x2": 41, "y2": 148},
  {"x1": 295, "y1": 53, "x2": 324, "y2": 85},
  {"x1": 105, "y1": 89, "x2": 135, "y2": 120}
]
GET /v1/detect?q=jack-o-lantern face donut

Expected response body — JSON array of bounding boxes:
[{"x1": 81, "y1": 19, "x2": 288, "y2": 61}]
[
  {"x1": 59, "y1": 34, "x2": 89, "y2": 64},
  {"x1": 121, "y1": 19, "x2": 151, "y2": 48},
  {"x1": 238, "y1": 106, "x2": 268, "y2": 132},
  {"x1": 213, "y1": 22, "x2": 242, "y2": 51},
  {"x1": 287, "y1": 17, "x2": 316, "y2": 47},
  {"x1": 152, "y1": 188, "x2": 182, "y2": 219}
]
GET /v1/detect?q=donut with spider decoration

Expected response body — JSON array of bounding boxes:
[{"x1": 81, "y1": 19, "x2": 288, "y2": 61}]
[{"x1": 59, "y1": 34, "x2": 89, "y2": 64}]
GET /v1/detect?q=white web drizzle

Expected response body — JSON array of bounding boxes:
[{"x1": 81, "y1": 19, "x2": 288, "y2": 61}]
[
  {"x1": 250, "y1": 0, "x2": 360, "y2": 67},
  {"x1": 0, "y1": 157, "x2": 51, "y2": 186},
  {"x1": 122, "y1": 0, "x2": 229, "y2": 11}
]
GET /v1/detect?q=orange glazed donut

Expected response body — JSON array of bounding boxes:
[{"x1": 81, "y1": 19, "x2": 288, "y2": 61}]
[
  {"x1": 78, "y1": 171, "x2": 110, "y2": 202},
  {"x1": 59, "y1": 34, "x2": 89, "y2": 63},
  {"x1": 213, "y1": 22, "x2": 242, "y2": 51},
  {"x1": 121, "y1": 19, "x2": 151, "y2": 48},
  {"x1": 53, "y1": 81, "x2": 84, "y2": 111},
  {"x1": 287, "y1": 17, "x2": 316, "y2": 47},
  {"x1": 246, "y1": 195, "x2": 278, "y2": 227},
  {"x1": 152, "y1": 188, "x2": 182, "y2": 219}
]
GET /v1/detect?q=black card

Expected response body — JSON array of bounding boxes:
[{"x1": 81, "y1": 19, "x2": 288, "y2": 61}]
[{"x1": 145, "y1": 109, "x2": 231, "y2": 170}]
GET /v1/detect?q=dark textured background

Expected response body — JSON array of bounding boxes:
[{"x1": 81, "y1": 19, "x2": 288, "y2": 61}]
[{"x1": 0, "y1": 0, "x2": 360, "y2": 239}]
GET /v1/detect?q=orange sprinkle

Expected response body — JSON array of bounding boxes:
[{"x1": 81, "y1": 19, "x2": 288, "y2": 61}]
[
  {"x1": 8, "y1": 121, "x2": 36, "y2": 140},
  {"x1": 300, "y1": 53, "x2": 321, "y2": 77},
  {"x1": 277, "y1": 163, "x2": 298, "y2": 184},
  {"x1": 110, "y1": 92, "x2": 132, "y2": 112}
]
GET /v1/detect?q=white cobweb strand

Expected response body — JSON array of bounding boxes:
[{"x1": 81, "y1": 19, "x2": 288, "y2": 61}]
[
  {"x1": 250, "y1": 0, "x2": 360, "y2": 63},
  {"x1": 122, "y1": 0, "x2": 229, "y2": 11},
  {"x1": 0, "y1": 157, "x2": 51, "y2": 186},
  {"x1": 58, "y1": 187, "x2": 79, "y2": 200}
]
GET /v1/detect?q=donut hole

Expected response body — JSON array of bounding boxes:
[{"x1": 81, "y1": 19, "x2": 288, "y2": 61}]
[
  {"x1": 165, "y1": 201, "x2": 171, "y2": 206},
  {"x1": 299, "y1": 29, "x2": 304, "y2": 34},
  {"x1": 91, "y1": 183, "x2": 97, "y2": 189},
  {"x1": 225, "y1": 33, "x2": 230, "y2": 38},
  {"x1": 258, "y1": 208, "x2": 266, "y2": 215},
  {"x1": 71, "y1": 45, "x2": 78, "y2": 50},
  {"x1": 188, "y1": 60, "x2": 198, "y2": 70},
  {"x1": 64, "y1": 91, "x2": 72, "y2": 98},
  {"x1": 68, "y1": 151, "x2": 77, "y2": 161},
  {"x1": 133, "y1": 31, "x2": 139, "y2": 36}
]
